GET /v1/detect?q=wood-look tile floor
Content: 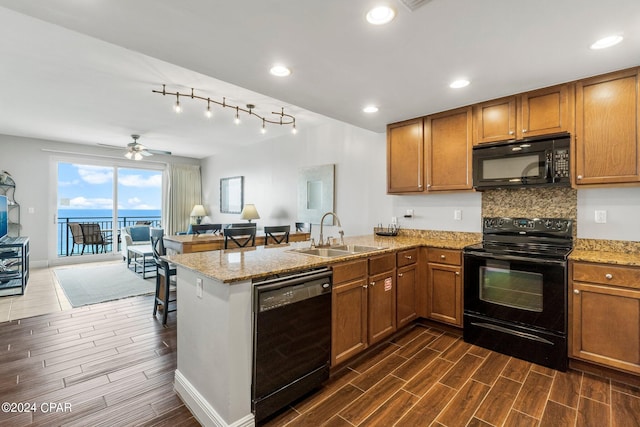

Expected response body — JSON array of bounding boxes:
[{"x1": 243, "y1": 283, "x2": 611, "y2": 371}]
[
  {"x1": 263, "y1": 325, "x2": 640, "y2": 427},
  {"x1": 2, "y1": 294, "x2": 640, "y2": 427},
  {"x1": 0, "y1": 293, "x2": 198, "y2": 426}
]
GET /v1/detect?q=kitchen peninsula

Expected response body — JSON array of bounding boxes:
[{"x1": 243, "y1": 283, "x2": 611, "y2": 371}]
[{"x1": 164, "y1": 232, "x2": 478, "y2": 427}]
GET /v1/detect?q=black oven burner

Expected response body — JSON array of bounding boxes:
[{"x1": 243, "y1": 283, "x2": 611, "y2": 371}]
[{"x1": 462, "y1": 217, "x2": 573, "y2": 371}]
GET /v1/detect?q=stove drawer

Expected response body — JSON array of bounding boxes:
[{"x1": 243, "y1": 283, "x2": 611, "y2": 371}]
[
  {"x1": 572, "y1": 262, "x2": 640, "y2": 290},
  {"x1": 428, "y1": 248, "x2": 461, "y2": 266}
]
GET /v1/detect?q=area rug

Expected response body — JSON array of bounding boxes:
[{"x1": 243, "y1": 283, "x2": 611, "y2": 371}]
[{"x1": 54, "y1": 263, "x2": 155, "y2": 307}]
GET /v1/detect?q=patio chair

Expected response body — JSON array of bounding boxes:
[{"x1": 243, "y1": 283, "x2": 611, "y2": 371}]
[
  {"x1": 67, "y1": 222, "x2": 85, "y2": 255},
  {"x1": 79, "y1": 223, "x2": 112, "y2": 254}
]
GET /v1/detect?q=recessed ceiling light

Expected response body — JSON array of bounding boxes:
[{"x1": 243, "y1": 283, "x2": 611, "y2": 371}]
[
  {"x1": 449, "y1": 79, "x2": 470, "y2": 89},
  {"x1": 366, "y1": 6, "x2": 396, "y2": 25},
  {"x1": 363, "y1": 105, "x2": 379, "y2": 113},
  {"x1": 590, "y1": 35, "x2": 623, "y2": 50},
  {"x1": 270, "y1": 65, "x2": 291, "y2": 77}
]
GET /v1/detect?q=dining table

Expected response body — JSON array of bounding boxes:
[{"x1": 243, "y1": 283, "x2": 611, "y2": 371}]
[{"x1": 163, "y1": 231, "x2": 311, "y2": 254}]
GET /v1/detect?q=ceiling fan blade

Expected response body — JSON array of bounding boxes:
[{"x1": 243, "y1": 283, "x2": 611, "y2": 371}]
[
  {"x1": 97, "y1": 143, "x2": 125, "y2": 150},
  {"x1": 146, "y1": 149, "x2": 172, "y2": 156},
  {"x1": 140, "y1": 150, "x2": 153, "y2": 157}
]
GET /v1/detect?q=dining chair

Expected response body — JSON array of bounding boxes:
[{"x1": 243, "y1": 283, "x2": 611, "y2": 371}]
[
  {"x1": 150, "y1": 228, "x2": 177, "y2": 325},
  {"x1": 223, "y1": 226, "x2": 257, "y2": 249},
  {"x1": 191, "y1": 223, "x2": 222, "y2": 235},
  {"x1": 226, "y1": 223, "x2": 257, "y2": 229},
  {"x1": 295, "y1": 222, "x2": 312, "y2": 233},
  {"x1": 264, "y1": 225, "x2": 290, "y2": 245}
]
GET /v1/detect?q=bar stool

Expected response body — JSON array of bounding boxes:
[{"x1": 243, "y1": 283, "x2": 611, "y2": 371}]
[{"x1": 150, "y1": 228, "x2": 176, "y2": 325}]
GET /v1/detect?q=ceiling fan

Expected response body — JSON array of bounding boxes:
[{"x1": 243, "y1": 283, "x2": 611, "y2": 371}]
[{"x1": 98, "y1": 135, "x2": 172, "y2": 160}]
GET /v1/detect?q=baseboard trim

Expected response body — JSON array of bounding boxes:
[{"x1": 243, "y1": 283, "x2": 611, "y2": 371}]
[{"x1": 174, "y1": 370, "x2": 255, "y2": 427}]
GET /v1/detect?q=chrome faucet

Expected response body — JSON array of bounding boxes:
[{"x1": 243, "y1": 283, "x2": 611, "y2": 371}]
[{"x1": 317, "y1": 212, "x2": 344, "y2": 247}]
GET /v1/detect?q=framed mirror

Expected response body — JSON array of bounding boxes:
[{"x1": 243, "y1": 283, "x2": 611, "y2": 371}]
[
  {"x1": 220, "y1": 176, "x2": 244, "y2": 213},
  {"x1": 297, "y1": 164, "x2": 334, "y2": 223}
]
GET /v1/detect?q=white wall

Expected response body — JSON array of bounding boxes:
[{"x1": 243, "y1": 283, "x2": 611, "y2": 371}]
[
  {"x1": 577, "y1": 187, "x2": 640, "y2": 241},
  {"x1": 0, "y1": 134, "x2": 199, "y2": 264}
]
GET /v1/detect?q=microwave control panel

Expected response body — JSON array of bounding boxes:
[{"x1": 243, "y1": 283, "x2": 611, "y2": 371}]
[{"x1": 554, "y1": 148, "x2": 570, "y2": 178}]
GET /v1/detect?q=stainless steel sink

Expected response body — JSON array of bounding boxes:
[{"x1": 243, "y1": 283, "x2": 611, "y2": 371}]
[
  {"x1": 288, "y1": 247, "x2": 352, "y2": 258},
  {"x1": 329, "y1": 245, "x2": 386, "y2": 253},
  {"x1": 288, "y1": 245, "x2": 387, "y2": 258}
]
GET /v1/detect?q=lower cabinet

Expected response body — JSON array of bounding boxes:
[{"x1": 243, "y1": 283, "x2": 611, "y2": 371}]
[
  {"x1": 570, "y1": 261, "x2": 640, "y2": 374},
  {"x1": 396, "y1": 248, "x2": 418, "y2": 328},
  {"x1": 331, "y1": 253, "x2": 396, "y2": 367},
  {"x1": 426, "y1": 248, "x2": 463, "y2": 327}
]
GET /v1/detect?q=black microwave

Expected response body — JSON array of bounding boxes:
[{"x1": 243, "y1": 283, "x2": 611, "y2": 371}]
[{"x1": 472, "y1": 134, "x2": 571, "y2": 190}]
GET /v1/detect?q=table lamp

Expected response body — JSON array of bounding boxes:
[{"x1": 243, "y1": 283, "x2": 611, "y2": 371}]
[
  {"x1": 190, "y1": 204, "x2": 207, "y2": 224},
  {"x1": 240, "y1": 204, "x2": 260, "y2": 223}
]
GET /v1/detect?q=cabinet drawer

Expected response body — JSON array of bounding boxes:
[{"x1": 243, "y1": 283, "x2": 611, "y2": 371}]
[
  {"x1": 369, "y1": 253, "x2": 396, "y2": 276},
  {"x1": 427, "y1": 248, "x2": 461, "y2": 266},
  {"x1": 333, "y1": 259, "x2": 367, "y2": 285},
  {"x1": 397, "y1": 248, "x2": 418, "y2": 267},
  {"x1": 573, "y1": 262, "x2": 640, "y2": 290}
]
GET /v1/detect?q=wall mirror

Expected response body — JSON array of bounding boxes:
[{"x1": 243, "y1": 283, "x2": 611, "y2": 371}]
[
  {"x1": 297, "y1": 164, "x2": 334, "y2": 224},
  {"x1": 220, "y1": 176, "x2": 244, "y2": 213}
]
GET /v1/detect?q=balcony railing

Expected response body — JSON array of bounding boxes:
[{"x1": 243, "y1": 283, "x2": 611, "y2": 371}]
[{"x1": 57, "y1": 215, "x2": 161, "y2": 257}]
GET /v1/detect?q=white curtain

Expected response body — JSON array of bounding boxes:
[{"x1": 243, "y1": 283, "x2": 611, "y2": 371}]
[{"x1": 164, "y1": 164, "x2": 202, "y2": 235}]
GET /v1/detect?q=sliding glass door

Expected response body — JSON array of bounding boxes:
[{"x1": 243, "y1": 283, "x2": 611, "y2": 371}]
[{"x1": 55, "y1": 160, "x2": 162, "y2": 259}]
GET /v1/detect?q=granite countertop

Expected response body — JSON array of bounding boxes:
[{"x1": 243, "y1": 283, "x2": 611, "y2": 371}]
[
  {"x1": 569, "y1": 238, "x2": 640, "y2": 267},
  {"x1": 165, "y1": 232, "x2": 480, "y2": 283}
]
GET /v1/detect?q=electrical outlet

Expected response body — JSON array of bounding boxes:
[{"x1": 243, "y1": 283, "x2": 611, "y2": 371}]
[
  {"x1": 196, "y1": 278, "x2": 203, "y2": 298},
  {"x1": 595, "y1": 210, "x2": 607, "y2": 224},
  {"x1": 391, "y1": 216, "x2": 398, "y2": 224},
  {"x1": 454, "y1": 209, "x2": 462, "y2": 221}
]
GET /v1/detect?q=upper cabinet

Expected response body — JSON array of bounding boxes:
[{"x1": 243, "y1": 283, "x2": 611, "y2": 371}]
[
  {"x1": 575, "y1": 68, "x2": 640, "y2": 185},
  {"x1": 473, "y1": 96, "x2": 517, "y2": 144},
  {"x1": 473, "y1": 84, "x2": 572, "y2": 145},
  {"x1": 387, "y1": 118, "x2": 424, "y2": 193},
  {"x1": 425, "y1": 107, "x2": 473, "y2": 191}
]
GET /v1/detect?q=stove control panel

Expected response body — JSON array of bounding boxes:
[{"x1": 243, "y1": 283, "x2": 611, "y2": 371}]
[{"x1": 483, "y1": 217, "x2": 572, "y2": 235}]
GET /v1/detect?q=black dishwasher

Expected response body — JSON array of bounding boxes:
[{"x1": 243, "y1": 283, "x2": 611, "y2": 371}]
[{"x1": 252, "y1": 267, "x2": 332, "y2": 422}]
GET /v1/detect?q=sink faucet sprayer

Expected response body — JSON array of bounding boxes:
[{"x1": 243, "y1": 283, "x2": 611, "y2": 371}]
[{"x1": 317, "y1": 212, "x2": 344, "y2": 247}]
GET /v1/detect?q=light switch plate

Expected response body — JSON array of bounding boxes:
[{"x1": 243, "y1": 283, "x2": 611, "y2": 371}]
[
  {"x1": 595, "y1": 210, "x2": 607, "y2": 224},
  {"x1": 196, "y1": 278, "x2": 203, "y2": 298},
  {"x1": 454, "y1": 209, "x2": 462, "y2": 221}
]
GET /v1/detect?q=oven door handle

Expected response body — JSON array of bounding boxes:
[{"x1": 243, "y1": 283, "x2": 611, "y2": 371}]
[{"x1": 464, "y1": 250, "x2": 567, "y2": 266}]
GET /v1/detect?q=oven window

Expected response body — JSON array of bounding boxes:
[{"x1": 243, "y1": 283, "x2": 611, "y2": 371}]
[
  {"x1": 479, "y1": 265, "x2": 543, "y2": 312},
  {"x1": 482, "y1": 155, "x2": 541, "y2": 180}
]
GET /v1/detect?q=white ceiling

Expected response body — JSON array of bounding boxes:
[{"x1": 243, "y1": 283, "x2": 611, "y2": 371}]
[{"x1": 0, "y1": 0, "x2": 638, "y2": 159}]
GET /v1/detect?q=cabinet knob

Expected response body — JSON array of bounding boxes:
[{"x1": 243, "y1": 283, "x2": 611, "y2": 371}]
[
  {"x1": 398, "y1": 273, "x2": 403, "y2": 277},
  {"x1": 574, "y1": 289, "x2": 580, "y2": 294},
  {"x1": 605, "y1": 273, "x2": 613, "y2": 280},
  {"x1": 370, "y1": 281, "x2": 375, "y2": 286},
  {"x1": 522, "y1": 129, "x2": 527, "y2": 133},
  {"x1": 455, "y1": 272, "x2": 460, "y2": 276},
  {"x1": 363, "y1": 284, "x2": 368, "y2": 289},
  {"x1": 577, "y1": 175, "x2": 583, "y2": 180},
  {"x1": 509, "y1": 130, "x2": 514, "y2": 135},
  {"x1": 440, "y1": 255, "x2": 446, "y2": 259},
  {"x1": 427, "y1": 184, "x2": 432, "y2": 188},
  {"x1": 404, "y1": 255, "x2": 412, "y2": 259},
  {"x1": 418, "y1": 184, "x2": 423, "y2": 188}
]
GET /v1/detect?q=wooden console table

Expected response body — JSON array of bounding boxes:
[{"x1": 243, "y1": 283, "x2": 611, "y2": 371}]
[{"x1": 163, "y1": 232, "x2": 310, "y2": 254}]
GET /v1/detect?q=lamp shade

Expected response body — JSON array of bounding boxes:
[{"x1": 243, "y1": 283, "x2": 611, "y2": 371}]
[
  {"x1": 190, "y1": 204, "x2": 207, "y2": 217},
  {"x1": 240, "y1": 204, "x2": 260, "y2": 222}
]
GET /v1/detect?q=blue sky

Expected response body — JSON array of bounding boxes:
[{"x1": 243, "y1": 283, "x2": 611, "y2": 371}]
[{"x1": 58, "y1": 163, "x2": 161, "y2": 210}]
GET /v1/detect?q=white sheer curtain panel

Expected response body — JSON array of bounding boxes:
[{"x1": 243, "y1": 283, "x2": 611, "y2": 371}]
[{"x1": 165, "y1": 164, "x2": 202, "y2": 235}]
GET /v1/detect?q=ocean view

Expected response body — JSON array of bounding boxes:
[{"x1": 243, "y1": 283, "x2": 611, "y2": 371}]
[{"x1": 57, "y1": 209, "x2": 161, "y2": 256}]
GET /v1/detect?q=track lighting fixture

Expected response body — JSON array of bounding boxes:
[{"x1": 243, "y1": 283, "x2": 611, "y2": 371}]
[{"x1": 153, "y1": 85, "x2": 297, "y2": 134}]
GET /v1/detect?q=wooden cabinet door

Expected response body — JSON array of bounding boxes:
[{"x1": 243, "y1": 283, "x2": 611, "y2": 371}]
[
  {"x1": 387, "y1": 118, "x2": 424, "y2": 193},
  {"x1": 519, "y1": 84, "x2": 571, "y2": 139},
  {"x1": 575, "y1": 68, "x2": 640, "y2": 185},
  {"x1": 396, "y1": 264, "x2": 418, "y2": 328},
  {"x1": 425, "y1": 107, "x2": 473, "y2": 191},
  {"x1": 427, "y1": 263, "x2": 462, "y2": 326},
  {"x1": 332, "y1": 278, "x2": 368, "y2": 366},
  {"x1": 473, "y1": 96, "x2": 517, "y2": 144},
  {"x1": 368, "y1": 271, "x2": 396, "y2": 345},
  {"x1": 571, "y1": 282, "x2": 640, "y2": 374}
]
